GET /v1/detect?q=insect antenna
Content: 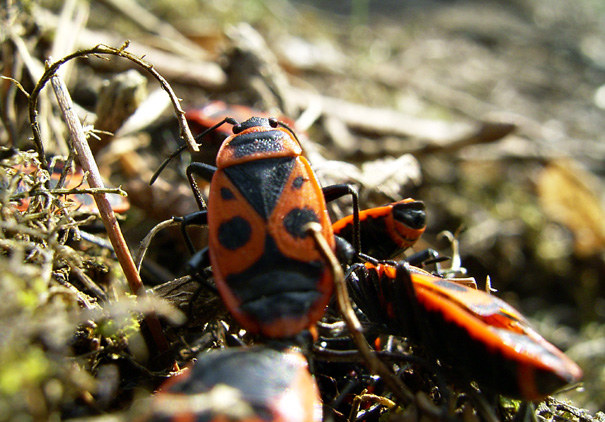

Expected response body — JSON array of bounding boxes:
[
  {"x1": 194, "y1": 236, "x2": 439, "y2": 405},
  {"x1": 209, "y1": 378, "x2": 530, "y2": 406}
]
[
  {"x1": 276, "y1": 119, "x2": 303, "y2": 148},
  {"x1": 149, "y1": 117, "x2": 238, "y2": 185}
]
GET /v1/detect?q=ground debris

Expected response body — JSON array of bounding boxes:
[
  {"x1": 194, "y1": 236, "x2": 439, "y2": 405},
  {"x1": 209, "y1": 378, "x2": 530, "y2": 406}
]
[{"x1": 1, "y1": 0, "x2": 603, "y2": 419}]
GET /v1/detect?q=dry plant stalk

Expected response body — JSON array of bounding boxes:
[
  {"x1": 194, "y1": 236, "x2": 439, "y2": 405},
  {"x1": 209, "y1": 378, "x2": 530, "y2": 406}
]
[
  {"x1": 49, "y1": 72, "x2": 171, "y2": 361},
  {"x1": 304, "y1": 222, "x2": 414, "y2": 407},
  {"x1": 49, "y1": 75, "x2": 138, "y2": 294},
  {"x1": 17, "y1": 43, "x2": 198, "y2": 363},
  {"x1": 27, "y1": 42, "x2": 198, "y2": 169}
]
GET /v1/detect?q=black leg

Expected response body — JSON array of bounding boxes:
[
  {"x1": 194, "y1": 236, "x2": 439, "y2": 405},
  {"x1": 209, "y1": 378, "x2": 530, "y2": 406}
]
[
  {"x1": 174, "y1": 210, "x2": 208, "y2": 254},
  {"x1": 322, "y1": 184, "x2": 361, "y2": 256},
  {"x1": 186, "y1": 246, "x2": 211, "y2": 277},
  {"x1": 150, "y1": 116, "x2": 236, "y2": 186},
  {"x1": 186, "y1": 162, "x2": 217, "y2": 210},
  {"x1": 184, "y1": 246, "x2": 221, "y2": 319}
]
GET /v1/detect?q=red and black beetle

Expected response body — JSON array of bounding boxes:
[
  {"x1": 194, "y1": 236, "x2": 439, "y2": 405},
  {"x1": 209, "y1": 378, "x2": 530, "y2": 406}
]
[
  {"x1": 346, "y1": 261, "x2": 583, "y2": 400},
  {"x1": 149, "y1": 347, "x2": 322, "y2": 422},
  {"x1": 332, "y1": 198, "x2": 426, "y2": 260},
  {"x1": 153, "y1": 117, "x2": 359, "y2": 338}
]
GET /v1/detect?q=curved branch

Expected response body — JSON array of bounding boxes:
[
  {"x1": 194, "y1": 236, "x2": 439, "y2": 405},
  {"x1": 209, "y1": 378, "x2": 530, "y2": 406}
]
[{"x1": 28, "y1": 42, "x2": 198, "y2": 169}]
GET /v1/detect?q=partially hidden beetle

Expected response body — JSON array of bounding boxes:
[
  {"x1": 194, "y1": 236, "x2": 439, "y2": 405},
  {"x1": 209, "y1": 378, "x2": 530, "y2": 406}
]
[
  {"x1": 12, "y1": 159, "x2": 129, "y2": 214},
  {"x1": 186, "y1": 101, "x2": 296, "y2": 141},
  {"x1": 148, "y1": 347, "x2": 322, "y2": 422},
  {"x1": 332, "y1": 198, "x2": 426, "y2": 260},
  {"x1": 152, "y1": 117, "x2": 359, "y2": 338},
  {"x1": 346, "y1": 260, "x2": 583, "y2": 400}
]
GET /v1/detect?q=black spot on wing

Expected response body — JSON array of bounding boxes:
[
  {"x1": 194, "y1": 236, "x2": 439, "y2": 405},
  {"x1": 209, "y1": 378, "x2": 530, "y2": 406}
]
[
  {"x1": 283, "y1": 207, "x2": 320, "y2": 238},
  {"x1": 224, "y1": 157, "x2": 295, "y2": 220},
  {"x1": 220, "y1": 187, "x2": 235, "y2": 200},
  {"x1": 218, "y1": 216, "x2": 252, "y2": 250},
  {"x1": 292, "y1": 176, "x2": 305, "y2": 189}
]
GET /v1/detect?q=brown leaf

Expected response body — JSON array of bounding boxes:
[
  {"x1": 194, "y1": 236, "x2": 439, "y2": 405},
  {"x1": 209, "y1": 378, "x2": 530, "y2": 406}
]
[{"x1": 537, "y1": 159, "x2": 605, "y2": 257}]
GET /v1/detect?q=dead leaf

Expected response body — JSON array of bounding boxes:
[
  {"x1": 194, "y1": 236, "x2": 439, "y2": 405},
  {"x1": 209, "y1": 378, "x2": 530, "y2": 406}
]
[{"x1": 537, "y1": 159, "x2": 605, "y2": 257}]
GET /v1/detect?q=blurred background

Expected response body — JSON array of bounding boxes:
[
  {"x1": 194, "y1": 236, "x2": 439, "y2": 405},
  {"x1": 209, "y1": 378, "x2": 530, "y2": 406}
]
[{"x1": 1, "y1": 0, "x2": 604, "y2": 418}]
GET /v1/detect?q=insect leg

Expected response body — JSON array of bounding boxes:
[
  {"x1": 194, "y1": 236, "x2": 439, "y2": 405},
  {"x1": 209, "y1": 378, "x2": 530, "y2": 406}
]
[
  {"x1": 405, "y1": 248, "x2": 450, "y2": 268},
  {"x1": 322, "y1": 184, "x2": 361, "y2": 256},
  {"x1": 172, "y1": 210, "x2": 208, "y2": 255},
  {"x1": 186, "y1": 162, "x2": 217, "y2": 210}
]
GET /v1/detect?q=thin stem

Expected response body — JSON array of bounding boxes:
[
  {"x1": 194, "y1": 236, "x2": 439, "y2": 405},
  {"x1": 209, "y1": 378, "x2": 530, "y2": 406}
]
[
  {"x1": 135, "y1": 218, "x2": 180, "y2": 272},
  {"x1": 28, "y1": 42, "x2": 198, "y2": 169},
  {"x1": 49, "y1": 72, "x2": 171, "y2": 364},
  {"x1": 304, "y1": 222, "x2": 414, "y2": 406}
]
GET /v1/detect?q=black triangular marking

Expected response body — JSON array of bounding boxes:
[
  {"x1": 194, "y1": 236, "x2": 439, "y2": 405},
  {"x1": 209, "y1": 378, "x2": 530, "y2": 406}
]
[{"x1": 224, "y1": 157, "x2": 295, "y2": 220}]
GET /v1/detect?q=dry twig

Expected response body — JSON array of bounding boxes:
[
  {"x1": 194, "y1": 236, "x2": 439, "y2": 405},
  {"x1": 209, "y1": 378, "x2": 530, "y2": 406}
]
[
  {"x1": 49, "y1": 71, "x2": 171, "y2": 363},
  {"x1": 305, "y1": 222, "x2": 415, "y2": 406},
  {"x1": 34, "y1": 7, "x2": 226, "y2": 89},
  {"x1": 28, "y1": 43, "x2": 199, "y2": 169}
]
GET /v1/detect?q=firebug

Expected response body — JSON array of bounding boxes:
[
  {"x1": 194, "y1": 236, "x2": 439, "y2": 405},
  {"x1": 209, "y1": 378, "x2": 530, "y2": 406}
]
[
  {"x1": 149, "y1": 347, "x2": 322, "y2": 422},
  {"x1": 152, "y1": 117, "x2": 359, "y2": 338},
  {"x1": 332, "y1": 199, "x2": 426, "y2": 260},
  {"x1": 346, "y1": 260, "x2": 582, "y2": 400}
]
